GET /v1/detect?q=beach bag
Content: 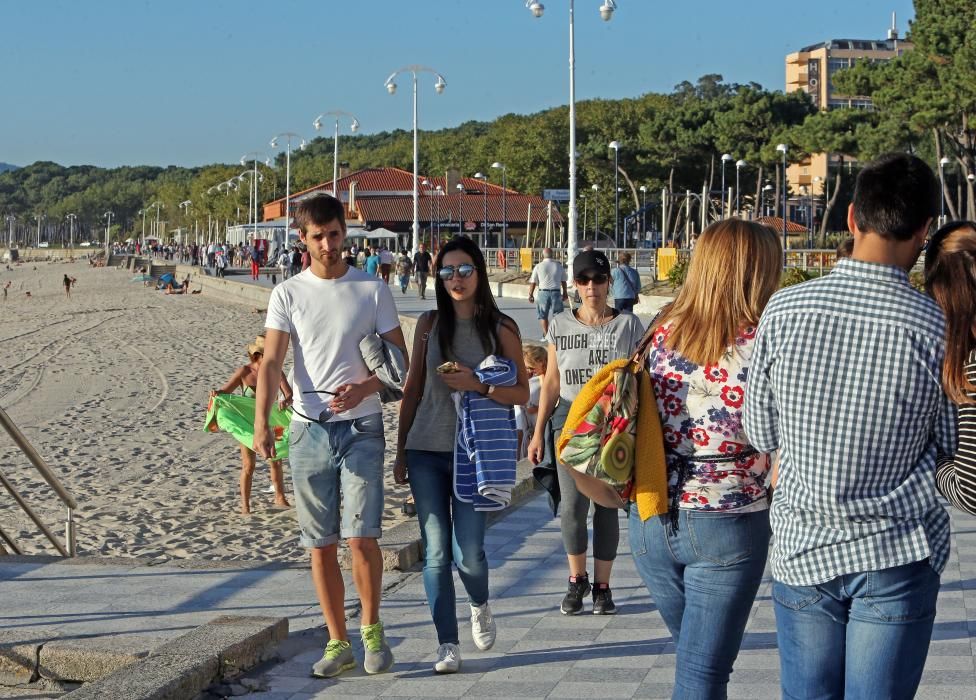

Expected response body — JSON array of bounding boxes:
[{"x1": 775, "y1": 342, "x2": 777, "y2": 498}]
[
  {"x1": 556, "y1": 334, "x2": 667, "y2": 513},
  {"x1": 204, "y1": 394, "x2": 293, "y2": 459}
]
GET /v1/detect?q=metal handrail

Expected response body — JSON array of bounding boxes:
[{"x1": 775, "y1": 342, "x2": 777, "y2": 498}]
[{"x1": 0, "y1": 406, "x2": 77, "y2": 556}]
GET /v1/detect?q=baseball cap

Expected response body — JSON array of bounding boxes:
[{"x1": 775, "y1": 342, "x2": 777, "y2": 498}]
[{"x1": 573, "y1": 250, "x2": 611, "y2": 278}]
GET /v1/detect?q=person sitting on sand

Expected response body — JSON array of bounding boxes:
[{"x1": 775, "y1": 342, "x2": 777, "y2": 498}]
[{"x1": 211, "y1": 335, "x2": 293, "y2": 514}]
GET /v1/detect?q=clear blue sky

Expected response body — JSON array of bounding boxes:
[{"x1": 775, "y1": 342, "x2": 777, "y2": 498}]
[{"x1": 0, "y1": 0, "x2": 915, "y2": 169}]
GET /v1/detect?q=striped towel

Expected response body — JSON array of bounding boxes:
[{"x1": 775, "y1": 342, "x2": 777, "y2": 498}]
[{"x1": 452, "y1": 355, "x2": 518, "y2": 511}]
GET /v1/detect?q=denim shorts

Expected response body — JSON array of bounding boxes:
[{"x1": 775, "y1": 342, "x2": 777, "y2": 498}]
[
  {"x1": 536, "y1": 289, "x2": 564, "y2": 319},
  {"x1": 288, "y1": 413, "x2": 386, "y2": 547}
]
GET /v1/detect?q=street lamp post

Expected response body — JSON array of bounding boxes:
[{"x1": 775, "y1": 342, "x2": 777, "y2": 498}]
[
  {"x1": 384, "y1": 66, "x2": 446, "y2": 256},
  {"x1": 491, "y1": 162, "x2": 507, "y2": 249},
  {"x1": 735, "y1": 159, "x2": 747, "y2": 215},
  {"x1": 34, "y1": 214, "x2": 43, "y2": 249},
  {"x1": 474, "y1": 172, "x2": 489, "y2": 249},
  {"x1": 639, "y1": 185, "x2": 647, "y2": 240},
  {"x1": 5, "y1": 215, "x2": 14, "y2": 249},
  {"x1": 241, "y1": 152, "x2": 270, "y2": 243},
  {"x1": 528, "y1": 0, "x2": 618, "y2": 269},
  {"x1": 720, "y1": 153, "x2": 733, "y2": 219},
  {"x1": 581, "y1": 194, "x2": 587, "y2": 237},
  {"x1": 312, "y1": 111, "x2": 359, "y2": 196},
  {"x1": 66, "y1": 213, "x2": 77, "y2": 250},
  {"x1": 456, "y1": 183, "x2": 464, "y2": 236},
  {"x1": 103, "y1": 211, "x2": 114, "y2": 256},
  {"x1": 608, "y1": 140, "x2": 620, "y2": 245},
  {"x1": 939, "y1": 156, "x2": 951, "y2": 225},
  {"x1": 270, "y1": 132, "x2": 307, "y2": 251},
  {"x1": 777, "y1": 143, "x2": 788, "y2": 265},
  {"x1": 591, "y1": 183, "x2": 599, "y2": 238},
  {"x1": 179, "y1": 200, "x2": 192, "y2": 245}
]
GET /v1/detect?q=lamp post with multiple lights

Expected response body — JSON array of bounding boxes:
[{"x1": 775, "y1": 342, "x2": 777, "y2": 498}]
[
  {"x1": 527, "y1": 0, "x2": 617, "y2": 267},
  {"x1": 66, "y1": 213, "x2": 77, "y2": 250},
  {"x1": 103, "y1": 211, "x2": 114, "y2": 256},
  {"x1": 384, "y1": 66, "x2": 446, "y2": 254},
  {"x1": 720, "y1": 153, "x2": 733, "y2": 219},
  {"x1": 474, "y1": 172, "x2": 489, "y2": 248},
  {"x1": 312, "y1": 111, "x2": 359, "y2": 196},
  {"x1": 270, "y1": 132, "x2": 307, "y2": 250},
  {"x1": 608, "y1": 140, "x2": 620, "y2": 244},
  {"x1": 240, "y1": 152, "x2": 270, "y2": 243},
  {"x1": 939, "y1": 156, "x2": 951, "y2": 225},
  {"x1": 735, "y1": 159, "x2": 747, "y2": 215}
]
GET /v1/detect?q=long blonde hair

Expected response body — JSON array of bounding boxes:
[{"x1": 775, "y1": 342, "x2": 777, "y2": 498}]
[
  {"x1": 658, "y1": 219, "x2": 782, "y2": 366},
  {"x1": 924, "y1": 221, "x2": 976, "y2": 405}
]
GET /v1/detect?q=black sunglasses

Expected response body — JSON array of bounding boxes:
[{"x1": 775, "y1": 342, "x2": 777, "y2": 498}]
[
  {"x1": 575, "y1": 273, "x2": 609, "y2": 285},
  {"x1": 438, "y1": 264, "x2": 476, "y2": 281}
]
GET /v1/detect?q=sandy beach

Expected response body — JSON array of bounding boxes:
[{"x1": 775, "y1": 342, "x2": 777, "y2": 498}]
[{"x1": 0, "y1": 261, "x2": 412, "y2": 564}]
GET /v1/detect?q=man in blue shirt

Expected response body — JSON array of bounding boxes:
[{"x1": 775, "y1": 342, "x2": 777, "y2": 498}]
[
  {"x1": 744, "y1": 153, "x2": 957, "y2": 699},
  {"x1": 610, "y1": 252, "x2": 641, "y2": 313},
  {"x1": 364, "y1": 247, "x2": 381, "y2": 277}
]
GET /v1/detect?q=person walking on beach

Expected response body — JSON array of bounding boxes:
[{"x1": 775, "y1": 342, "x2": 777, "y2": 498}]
[
  {"x1": 413, "y1": 242, "x2": 432, "y2": 299},
  {"x1": 527, "y1": 250, "x2": 644, "y2": 615},
  {"x1": 211, "y1": 335, "x2": 291, "y2": 514},
  {"x1": 395, "y1": 236, "x2": 529, "y2": 673},
  {"x1": 634, "y1": 219, "x2": 780, "y2": 697},
  {"x1": 379, "y1": 245, "x2": 394, "y2": 284},
  {"x1": 395, "y1": 249, "x2": 413, "y2": 294},
  {"x1": 63, "y1": 274, "x2": 74, "y2": 299},
  {"x1": 527, "y1": 248, "x2": 568, "y2": 339},
  {"x1": 254, "y1": 193, "x2": 407, "y2": 679},
  {"x1": 744, "y1": 153, "x2": 956, "y2": 699},
  {"x1": 610, "y1": 252, "x2": 641, "y2": 313}
]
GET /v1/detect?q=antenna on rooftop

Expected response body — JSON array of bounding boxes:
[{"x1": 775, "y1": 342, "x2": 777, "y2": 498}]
[{"x1": 887, "y1": 11, "x2": 898, "y2": 40}]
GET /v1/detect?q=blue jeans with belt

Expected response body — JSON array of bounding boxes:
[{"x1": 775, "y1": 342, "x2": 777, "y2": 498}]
[
  {"x1": 773, "y1": 559, "x2": 939, "y2": 700},
  {"x1": 406, "y1": 449, "x2": 489, "y2": 645},
  {"x1": 629, "y1": 506, "x2": 771, "y2": 699}
]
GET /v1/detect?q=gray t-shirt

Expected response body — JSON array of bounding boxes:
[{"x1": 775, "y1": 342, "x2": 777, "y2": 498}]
[
  {"x1": 546, "y1": 310, "x2": 645, "y2": 402},
  {"x1": 405, "y1": 316, "x2": 496, "y2": 453}
]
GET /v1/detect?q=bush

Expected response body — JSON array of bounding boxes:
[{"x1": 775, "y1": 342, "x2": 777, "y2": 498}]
[
  {"x1": 667, "y1": 258, "x2": 688, "y2": 288},
  {"x1": 781, "y1": 267, "x2": 812, "y2": 288}
]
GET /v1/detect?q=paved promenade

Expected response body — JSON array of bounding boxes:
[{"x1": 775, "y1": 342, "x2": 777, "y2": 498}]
[{"x1": 244, "y1": 492, "x2": 976, "y2": 700}]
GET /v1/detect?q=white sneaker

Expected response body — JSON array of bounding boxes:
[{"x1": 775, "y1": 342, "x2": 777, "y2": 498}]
[
  {"x1": 433, "y1": 642, "x2": 461, "y2": 674},
  {"x1": 470, "y1": 601, "x2": 496, "y2": 651}
]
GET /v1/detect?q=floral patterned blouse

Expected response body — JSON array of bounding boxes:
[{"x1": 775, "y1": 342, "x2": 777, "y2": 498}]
[{"x1": 646, "y1": 320, "x2": 771, "y2": 512}]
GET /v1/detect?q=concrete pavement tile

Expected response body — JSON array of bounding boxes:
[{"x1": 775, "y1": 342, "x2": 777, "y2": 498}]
[
  {"x1": 266, "y1": 674, "x2": 320, "y2": 692},
  {"x1": 533, "y1": 614, "x2": 613, "y2": 629},
  {"x1": 452, "y1": 680, "x2": 557, "y2": 697},
  {"x1": 632, "y1": 682, "x2": 675, "y2": 699},
  {"x1": 563, "y1": 666, "x2": 648, "y2": 682},
  {"x1": 921, "y1": 655, "x2": 975, "y2": 671},
  {"x1": 519, "y1": 627, "x2": 603, "y2": 642},
  {"x1": 481, "y1": 663, "x2": 572, "y2": 682},
  {"x1": 595, "y1": 628, "x2": 672, "y2": 644},
  {"x1": 918, "y1": 670, "x2": 976, "y2": 685},
  {"x1": 727, "y1": 683, "x2": 782, "y2": 699},
  {"x1": 377, "y1": 677, "x2": 477, "y2": 697},
  {"x1": 914, "y1": 686, "x2": 976, "y2": 700},
  {"x1": 548, "y1": 680, "x2": 641, "y2": 698}
]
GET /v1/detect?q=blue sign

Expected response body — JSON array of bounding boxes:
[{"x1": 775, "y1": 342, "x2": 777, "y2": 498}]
[{"x1": 543, "y1": 189, "x2": 570, "y2": 202}]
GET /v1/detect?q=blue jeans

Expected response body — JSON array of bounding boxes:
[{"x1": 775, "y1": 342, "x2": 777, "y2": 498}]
[
  {"x1": 629, "y1": 507, "x2": 771, "y2": 699},
  {"x1": 407, "y1": 449, "x2": 489, "y2": 645},
  {"x1": 773, "y1": 559, "x2": 940, "y2": 700}
]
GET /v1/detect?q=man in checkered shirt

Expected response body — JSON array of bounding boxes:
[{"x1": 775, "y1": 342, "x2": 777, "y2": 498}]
[{"x1": 744, "y1": 152, "x2": 957, "y2": 699}]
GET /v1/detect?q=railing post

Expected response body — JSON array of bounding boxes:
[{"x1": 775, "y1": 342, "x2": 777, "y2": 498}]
[{"x1": 66, "y1": 508, "x2": 76, "y2": 557}]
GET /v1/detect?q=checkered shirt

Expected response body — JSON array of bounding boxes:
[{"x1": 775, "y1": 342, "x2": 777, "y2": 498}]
[{"x1": 744, "y1": 258, "x2": 958, "y2": 586}]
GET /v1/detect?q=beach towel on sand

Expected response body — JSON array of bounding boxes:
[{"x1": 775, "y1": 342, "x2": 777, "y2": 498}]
[{"x1": 204, "y1": 394, "x2": 293, "y2": 459}]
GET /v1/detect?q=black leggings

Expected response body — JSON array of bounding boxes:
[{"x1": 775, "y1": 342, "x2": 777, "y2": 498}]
[{"x1": 551, "y1": 401, "x2": 620, "y2": 561}]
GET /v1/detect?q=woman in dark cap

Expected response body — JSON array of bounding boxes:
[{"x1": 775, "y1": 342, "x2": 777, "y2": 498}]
[{"x1": 527, "y1": 250, "x2": 644, "y2": 615}]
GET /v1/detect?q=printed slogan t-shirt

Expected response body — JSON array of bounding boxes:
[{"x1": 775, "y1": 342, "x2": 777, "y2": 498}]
[{"x1": 546, "y1": 310, "x2": 645, "y2": 401}]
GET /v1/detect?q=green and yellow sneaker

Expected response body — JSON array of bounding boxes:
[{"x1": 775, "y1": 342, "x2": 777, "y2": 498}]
[
  {"x1": 311, "y1": 639, "x2": 356, "y2": 678},
  {"x1": 361, "y1": 621, "x2": 394, "y2": 674}
]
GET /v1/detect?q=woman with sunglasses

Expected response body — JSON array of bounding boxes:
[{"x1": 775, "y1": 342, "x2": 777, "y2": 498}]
[
  {"x1": 527, "y1": 250, "x2": 644, "y2": 616},
  {"x1": 395, "y1": 236, "x2": 529, "y2": 674},
  {"x1": 925, "y1": 220, "x2": 976, "y2": 514}
]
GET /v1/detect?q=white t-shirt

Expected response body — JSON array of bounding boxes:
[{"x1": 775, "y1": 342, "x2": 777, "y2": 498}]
[
  {"x1": 530, "y1": 258, "x2": 566, "y2": 291},
  {"x1": 265, "y1": 266, "x2": 400, "y2": 422},
  {"x1": 379, "y1": 249, "x2": 395, "y2": 265},
  {"x1": 278, "y1": 252, "x2": 290, "y2": 268}
]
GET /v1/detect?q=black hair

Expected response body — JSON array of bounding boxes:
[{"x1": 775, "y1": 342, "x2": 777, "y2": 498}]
[
  {"x1": 293, "y1": 194, "x2": 345, "y2": 234},
  {"x1": 433, "y1": 236, "x2": 518, "y2": 360},
  {"x1": 852, "y1": 153, "x2": 940, "y2": 241}
]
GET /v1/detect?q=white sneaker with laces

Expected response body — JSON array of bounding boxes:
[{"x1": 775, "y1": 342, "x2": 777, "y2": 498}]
[
  {"x1": 470, "y1": 601, "x2": 496, "y2": 651},
  {"x1": 433, "y1": 642, "x2": 461, "y2": 673}
]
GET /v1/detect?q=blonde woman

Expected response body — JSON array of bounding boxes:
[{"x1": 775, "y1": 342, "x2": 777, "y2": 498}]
[
  {"x1": 632, "y1": 219, "x2": 780, "y2": 697},
  {"x1": 925, "y1": 220, "x2": 976, "y2": 514}
]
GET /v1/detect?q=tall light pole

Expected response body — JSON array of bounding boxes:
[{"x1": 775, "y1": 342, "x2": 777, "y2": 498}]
[
  {"x1": 455, "y1": 183, "x2": 465, "y2": 236},
  {"x1": 179, "y1": 200, "x2": 192, "y2": 245},
  {"x1": 581, "y1": 194, "x2": 587, "y2": 237},
  {"x1": 777, "y1": 144, "x2": 788, "y2": 264},
  {"x1": 312, "y1": 111, "x2": 360, "y2": 196},
  {"x1": 384, "y1": 65, "x2": 446, "y2": 255},
  {"x1": 591, "y1": 183, "x2": 600, "y2": 238},
  {"x1": 66, "y1": 213, "x2": 77, "y2": 250},
  {"x1": 735, "y1": 159, "x2": 747, "y2": 215},
  {"x1": 528, "y1": 0, "x2": 617, "y2": 268},
  {"x1": 639, "y1": 185, "x2": 647, "y2": 241},
  {"x1": 149, "y1": 202, "x2": 163, "y2": 243},
  {"x1": 939, "y1": 156, "x2": 951, "y2": 225},
  {"x1": 34, "y1": 214, "x2": 44, "y2": 248},
  {"x1": 5, "y1": 215, "x2": 14, "y2": 249},
  {"x1": 103, "y1": 211, "x2": 114, "y2": 256},
  {"x1": 720, "y1": 153, "x2": 733, "y2": 219},
  {"x1": 491, "y1": 162, "x2": 508, "y2": 249},
  {"x1": 608, "y1": 140, "x2": 620, "y2": 245},
  {"x1": 241, "y1": 152, "x2": 270, "y2": 243},
  {"x1": 474, "y1": 172, "x2": 489, "y2": 249},
  {"x1": 270, "y1": 132, "x2": 307, "y2": 251}
]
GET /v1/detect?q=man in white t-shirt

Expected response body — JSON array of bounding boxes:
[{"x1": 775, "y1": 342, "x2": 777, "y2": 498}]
[
  {"x1": 527, "y1": 248, "x2": 568, "y2": 338},
  {"x1": 254, "y1": 194, "x2": 407, "y2": 679}
]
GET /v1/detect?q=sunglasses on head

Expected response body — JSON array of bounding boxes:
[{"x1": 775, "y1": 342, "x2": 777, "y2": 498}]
[
  {"x1": 438, "y1": 264, "x2": 476, "y2": 281},
  {"x1": 575, "y1": 273, "x2": 608, "y2": 285}
]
